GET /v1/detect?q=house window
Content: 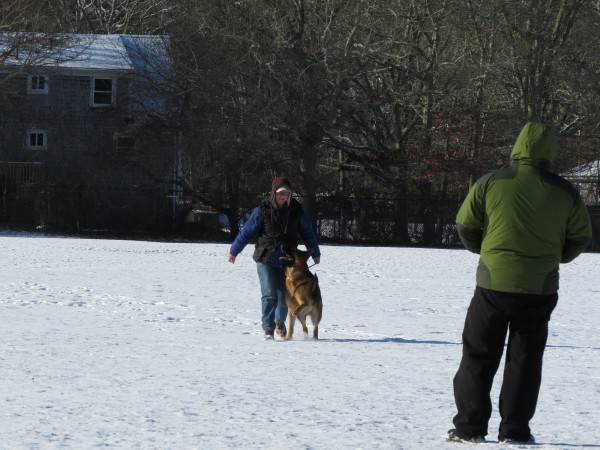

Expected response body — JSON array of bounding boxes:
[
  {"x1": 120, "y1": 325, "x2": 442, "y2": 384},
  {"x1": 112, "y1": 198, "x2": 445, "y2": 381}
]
[
  {"x1": 91, "y1": 77, "x2": 115, "y2": 107},
  {"x1": 27, "y1": 129, "x2": 47, "y2": 150},
  {"x1": 28, "y1": 75, "x2": 48, "y2": 94},
  {"x1": 114, "y1": 134, "x2": 135, "y2": 153}
]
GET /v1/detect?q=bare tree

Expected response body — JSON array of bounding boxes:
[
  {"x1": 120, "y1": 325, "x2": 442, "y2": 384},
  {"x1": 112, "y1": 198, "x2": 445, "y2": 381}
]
[
  {"x1": 495, "y1": 0, "x2": 582, "y2": 123},
  {"x1": 167, "y1": 0, "x2": 367, "y2": 232},
  {"x1": 48, "y1": 0, "x2": 177, "y2": 34}
]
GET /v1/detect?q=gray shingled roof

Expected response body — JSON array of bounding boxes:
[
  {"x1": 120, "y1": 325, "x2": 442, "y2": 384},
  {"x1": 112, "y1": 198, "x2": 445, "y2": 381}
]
[
  {"x1": 0, "y1": 33, "x2": 170, "y2": 73},
  {"x1": 1, "y1": 33, "x2": 178, "y2": 118},
  {"x1": 562, "y1": 160, "x2": 600, "y2": 180}
]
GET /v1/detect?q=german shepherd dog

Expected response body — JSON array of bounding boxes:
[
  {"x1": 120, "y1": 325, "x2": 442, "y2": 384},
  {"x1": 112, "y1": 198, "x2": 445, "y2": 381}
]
[{"x1": 282, "y1": 248, "x2": 323, "y2": 340}]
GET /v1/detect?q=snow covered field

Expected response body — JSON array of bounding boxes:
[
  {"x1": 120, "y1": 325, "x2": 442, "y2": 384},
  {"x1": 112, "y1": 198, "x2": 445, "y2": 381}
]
[{"x1": 1, "y1": 232, "x2": 599, "y2": 449}]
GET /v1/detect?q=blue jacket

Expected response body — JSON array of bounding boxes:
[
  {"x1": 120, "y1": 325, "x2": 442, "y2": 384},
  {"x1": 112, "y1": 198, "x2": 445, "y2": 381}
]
[{"x1": 230, "y1": 203, "x2": 321, "y2": 267}]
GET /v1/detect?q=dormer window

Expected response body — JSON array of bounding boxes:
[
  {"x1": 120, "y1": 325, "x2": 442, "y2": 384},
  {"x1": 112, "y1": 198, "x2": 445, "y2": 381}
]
[
  {"x1": 27, "y1": 129, "x2": 47, "y2": 150},
  {"x1": 28, "y1": 75, "x2": 48, "y2": 94},
  {"x1": 91, "y1": 77, "x2": 115, "y2": 107}
]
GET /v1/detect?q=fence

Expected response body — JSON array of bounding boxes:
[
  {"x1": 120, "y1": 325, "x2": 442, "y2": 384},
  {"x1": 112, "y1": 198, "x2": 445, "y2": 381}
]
[
  {"x1": 0, "y1": 183, "x2": 175, "y2": 233},
  {"x1": 313, "y1": 192, "x2": 463, "y2": 246},
  {"x1": 0, "y1": 162, "x2": 47, "y2": 226},
  {"x1": 589, "y1": 206, "x2": 600, "y2": 251},
  {"x1": 1, "y1": 177, "x2": 599, "y2": 250},
  {"x1": 0, "y1": 161, "x2": 47, "y2": 185}
]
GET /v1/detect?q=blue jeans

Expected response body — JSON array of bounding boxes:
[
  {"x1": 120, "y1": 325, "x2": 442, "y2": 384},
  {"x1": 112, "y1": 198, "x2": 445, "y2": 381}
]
[{"x1": 256, "y1": 263, "x2": 288, "y2": 332}]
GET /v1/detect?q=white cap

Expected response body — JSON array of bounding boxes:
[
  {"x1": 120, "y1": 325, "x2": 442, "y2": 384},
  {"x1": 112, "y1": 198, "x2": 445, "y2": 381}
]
[{"x1": 275, "y1": 186, "x2": 291, "y2": 193}]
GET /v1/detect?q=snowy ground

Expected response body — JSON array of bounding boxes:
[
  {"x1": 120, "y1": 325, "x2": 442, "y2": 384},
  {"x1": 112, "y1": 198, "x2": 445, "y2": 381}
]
[{"x1": 1, "y1": 232, "x2": 599, "y2": 449}]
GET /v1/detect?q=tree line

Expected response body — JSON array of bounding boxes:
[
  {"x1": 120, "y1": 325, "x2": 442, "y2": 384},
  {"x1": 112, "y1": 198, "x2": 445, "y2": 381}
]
[{"x1": 2, "y1": 0, "x2": 600, "y2": 244}]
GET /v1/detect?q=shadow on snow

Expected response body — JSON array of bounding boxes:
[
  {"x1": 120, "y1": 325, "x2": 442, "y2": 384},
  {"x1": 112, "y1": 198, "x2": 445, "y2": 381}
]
[
  {"x1": 314, "y1": 339, "x2": 600, "y2": 350},
  {"x1": 319, "y1": 337, "x2": 460, "y2": 345}
]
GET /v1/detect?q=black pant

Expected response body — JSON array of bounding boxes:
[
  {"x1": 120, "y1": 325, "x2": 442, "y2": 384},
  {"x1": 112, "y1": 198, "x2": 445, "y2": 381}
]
[{"x1": 453, "y1": 286, "x2": 558, "y2": 440}]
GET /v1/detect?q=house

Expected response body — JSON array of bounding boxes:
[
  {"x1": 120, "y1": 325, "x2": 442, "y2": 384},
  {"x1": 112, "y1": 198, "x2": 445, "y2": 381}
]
[
  {"x1": 0, "y1": 33, "x2": 183, "y2": 232},
  {"x1": 562, "y1": 159, "x2": 600, "y2": 251},
  {"x1": 562, "y1": 159, "x2": 600, "y2": 206}
]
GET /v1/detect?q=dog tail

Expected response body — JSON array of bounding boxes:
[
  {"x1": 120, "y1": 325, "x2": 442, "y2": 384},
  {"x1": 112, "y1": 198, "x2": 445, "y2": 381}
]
[{"x1": 312, "y1": 274, "x2": 321, "y2": 299}]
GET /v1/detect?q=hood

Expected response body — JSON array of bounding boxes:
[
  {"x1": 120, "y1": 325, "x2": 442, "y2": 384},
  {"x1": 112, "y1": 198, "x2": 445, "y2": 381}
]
[{"x1": 510, "y1": 122, "x2": 559, "y2": 165}]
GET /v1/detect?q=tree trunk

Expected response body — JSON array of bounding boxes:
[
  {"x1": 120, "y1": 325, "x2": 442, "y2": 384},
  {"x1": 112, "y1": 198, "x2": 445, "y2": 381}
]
[
  {"x1": 300, "y1": 142, "x2": 318, "y2": 230},
  {"x1": 225, "y1": 171, "x2": 240, "y2": 238}
]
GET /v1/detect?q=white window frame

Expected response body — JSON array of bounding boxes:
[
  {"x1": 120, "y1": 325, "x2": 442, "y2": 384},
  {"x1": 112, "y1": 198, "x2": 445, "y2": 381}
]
[
  {"x1": 27, "y1": 74, "x2": 49, "y2": 95},
  {"x1": 90, "y1": 76, "x2": 116, "y2": 107},
  {"x1": 26, "y1": 128, "x2": 48, "y2": 150}
]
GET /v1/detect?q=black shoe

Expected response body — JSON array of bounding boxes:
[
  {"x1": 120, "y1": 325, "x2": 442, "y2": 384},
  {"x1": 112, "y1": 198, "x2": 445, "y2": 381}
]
[
  {"x1": 264, "y1": 330, "x2": 274, "y2": 340},
  {"x1": 499, "y1": 435, "x2": 535, "y2": 445},
  {"x1": 447, "y1": 429, "x2": 485, "y2": 443}
]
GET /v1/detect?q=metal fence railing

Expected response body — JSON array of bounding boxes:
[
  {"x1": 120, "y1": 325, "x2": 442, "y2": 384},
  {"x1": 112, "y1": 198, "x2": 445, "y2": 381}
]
[{"x1": 0, "y1": 161, "x2": 47, "y2": 185}]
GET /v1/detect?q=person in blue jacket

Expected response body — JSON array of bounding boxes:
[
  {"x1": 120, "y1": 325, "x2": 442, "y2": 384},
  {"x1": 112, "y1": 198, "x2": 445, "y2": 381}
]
[{"x1": 228, "y1": 177, "x2": 321, "y2": 339}]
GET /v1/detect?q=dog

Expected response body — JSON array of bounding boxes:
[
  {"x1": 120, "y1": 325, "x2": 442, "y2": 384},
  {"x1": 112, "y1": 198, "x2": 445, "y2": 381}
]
[{"x1": 281, "y1": 248, "x2": 323, "y2": 340}]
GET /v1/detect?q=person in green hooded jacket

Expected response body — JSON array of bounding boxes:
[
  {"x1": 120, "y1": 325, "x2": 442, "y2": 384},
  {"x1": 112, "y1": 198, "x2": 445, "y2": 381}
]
[{"x1": 448, "y1": 122, "x2": 592, "y2": 444}]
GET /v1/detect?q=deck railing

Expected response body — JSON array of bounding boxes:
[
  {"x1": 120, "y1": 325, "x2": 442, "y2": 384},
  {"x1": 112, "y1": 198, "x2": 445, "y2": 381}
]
[{"x1": 0, "y1": 161, "x2": 47, "y2": 185}]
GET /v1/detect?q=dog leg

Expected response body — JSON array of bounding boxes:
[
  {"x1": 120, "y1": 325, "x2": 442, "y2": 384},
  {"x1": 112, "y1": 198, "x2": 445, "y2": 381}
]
[
  {"x1": 297, "y1": 314, "x2": 309, "y2": 339},
  {"x1": 285, "y1": 310, "x2": 296, "y2": 340},
  {"x1": 312, "y1": 305, "x2": 322, "y2": 340}
]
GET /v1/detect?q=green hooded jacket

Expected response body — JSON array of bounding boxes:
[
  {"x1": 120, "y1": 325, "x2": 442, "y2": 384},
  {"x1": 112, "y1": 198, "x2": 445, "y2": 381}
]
[{"x1": 456, "y1": 122, "x2": 592, "y2": 295}]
